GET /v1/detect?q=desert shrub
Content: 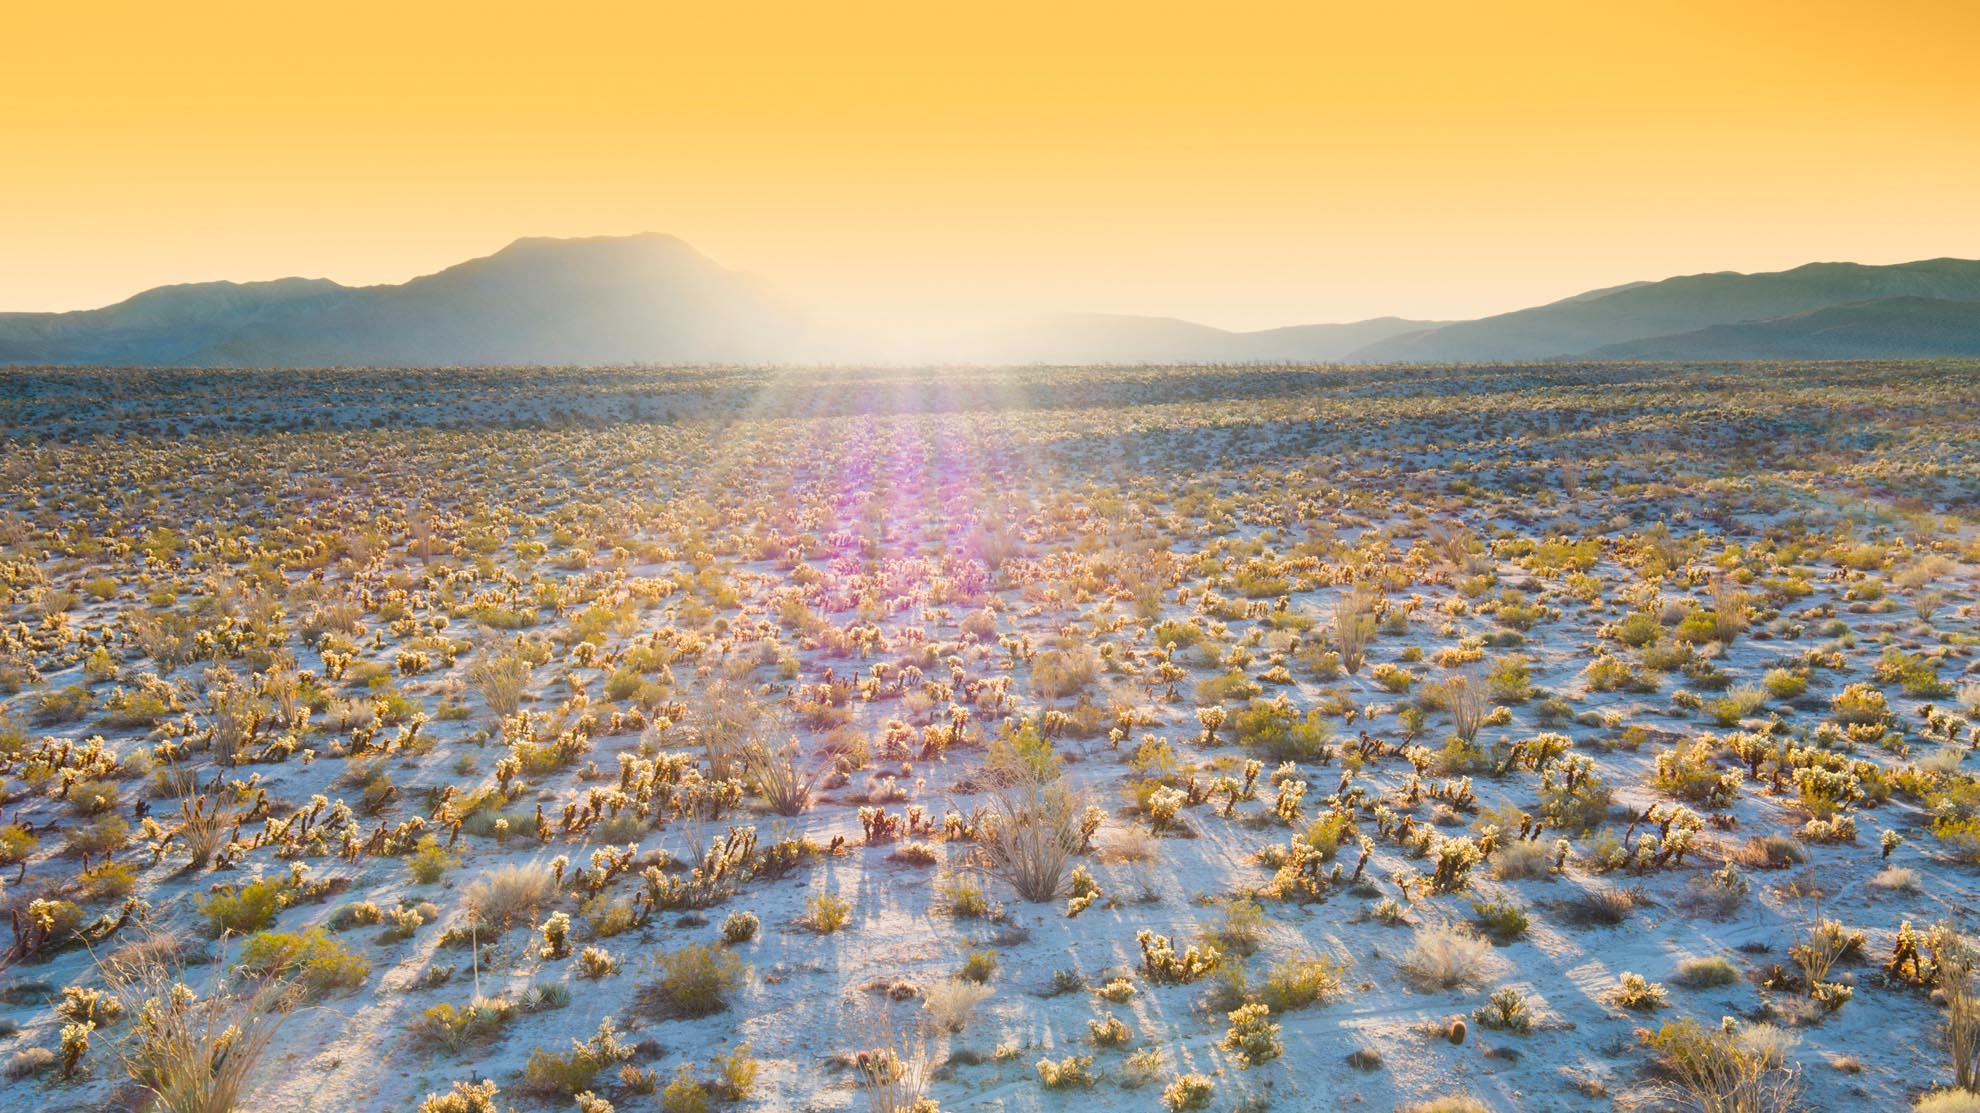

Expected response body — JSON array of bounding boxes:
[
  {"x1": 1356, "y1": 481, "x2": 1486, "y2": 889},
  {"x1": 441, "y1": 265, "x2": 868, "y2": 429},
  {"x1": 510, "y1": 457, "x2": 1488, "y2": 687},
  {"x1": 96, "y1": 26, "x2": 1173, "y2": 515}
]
[
  {"x1": 746, "y1": 740, "x2": 816, "y2": 816},
  {"x1": 1560, "y1": 885, "x2": 1644, "y2": 926},
  {"x1": 802, "y1": 890, "x2": 854, "y2": 934},
  {"x1": 469, "y1": 655, "x2": 532, "y2": 718},
  {"x1": 634, "y1": 943, "x2": 743, "y2": 1019},
  {"x1": 519, "y1": 1018, "x2": 633, "y2": 1098},
  {"x1": 1738, "y1": 834, "x2": 1807, "y2": 869},
  {"x1": 978, "y1": 780, "x2": 1085, "y2": 902},
  {"x1": 104, "y1": 947, "x2": 289, "y2": 1110},
  {"x1": 1470, "y1": 899, "x2": 1530, "y2": 942},
  {"x1": 958, "y1": 948, "x2": 998, "y2": 984},
  {"x1": 1230, "y1": 697, "x2": 1333, "y2": 762},
  {"x1": 1492, "y1": 839, "x2": 1556, "y2": 879},
  {"x1": 1209, "y1": 898, "x2": 1268, "y2": 957},
  {"x1": 407, "y1": 835, "x2": 460, "y2": 884},
  {"x1": 236, "y1": 928, "x2": 370, "y2": 997},
  {"x1": 936, "y1": 871, "x2": 1001, "y2": 919},
  {"x1": 1762, "y1": 669, "x2": 1808, "y2": 700},
  {"x1": 1709, "y1": 686, "x2": 1768, "y2": 727},
  {"x1": 1640, "y1": 1017, "x2": 1799, "y2": 1113},
  {"x1": 1400, "y1": 925, "x2": 1495, "y2": 991},
  {"x1": 463, "y1": 863, "x2": 558, "y2": 929},
  {"x1": 1031, "y1": 644, "x2": 1101, "y2": 701},
  {"x1": 923, "y1": 978, "x2": 993, "y2": 1032},
  {"x1": 410, "y1": 998, "x2": 519, "y2": 1053},
  {"x1": 1676, "y1": 955, "x2": 1740, "y2": 989},
  {"x1": 328, "y1": 901, "x2": 385, "y2": 931},
  {"x1": 65, "y1": 814, "x2": 131, "y2": 856},
  {"x1": 1918, "y1": 1092, "x2": 1980, "y2": 1113},
  {"x1": 198, "y1": 874, "x2": 297, "y2": 936},
  {"x1": 1251, "y1": 942, "x2": 1346, "y2": 1013},
  {"x1": 1831, "y1": 682, "x2": 1891, "y2": 727},
  {"x1": 0, "y1": 823, "x2": 37, "y2": 865}
]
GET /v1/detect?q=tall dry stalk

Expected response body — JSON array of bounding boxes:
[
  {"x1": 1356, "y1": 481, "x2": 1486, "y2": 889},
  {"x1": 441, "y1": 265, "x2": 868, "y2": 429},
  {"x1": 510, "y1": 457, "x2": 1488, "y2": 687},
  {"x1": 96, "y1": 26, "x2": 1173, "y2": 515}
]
[
  {"x1": 469, "y1": 655, "x2": 531, "y2": 719},
  {"x1": 853, "y1": 1008, "x2": 935, "y2": 1113},
  {"x1": 1333, "y1": 587, "x2": 1379, "y2": 674},
  {"x1": 1941, "y1": 931, "x2": 1980, "y2": 1093},
  {"x1": 745, "y1": 739, "x2": 817, "y2": 816},
  {"x1": 1446, "y1": 674, "x2": 1487, "y2": 744},
  {"x1": 1643, "y1": 1018, "x2": 1800, "y2": 1113},
  {"x1": 101, "y1": 938, "x2": 290, "y2": 1113},
  {"x1": 976, "y1": 778, "x2": 1083, "y2": 902},
  {"x1": 171, "y1": 792, "x2": 233, "y2": 872}
]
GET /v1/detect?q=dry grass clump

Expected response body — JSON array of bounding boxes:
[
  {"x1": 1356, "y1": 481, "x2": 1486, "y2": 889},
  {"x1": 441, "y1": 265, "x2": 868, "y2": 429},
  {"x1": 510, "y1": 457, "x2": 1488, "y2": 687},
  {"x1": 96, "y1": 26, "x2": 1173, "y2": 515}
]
[
  {"x1": 101, "y1": 941, "x2": 289, "y2": 1113},
  {"x1": 463, "y1": 863, "x2": 559, "y2": 930},
  {"x1": 1640, "y1": 1017, "x2": 1800, "y2": 1113},
  {"x1": 1397, "y1": 1097, "x2": 1490, "y2": 1113},
  {"x1": 921, "y1": 978, "x2": 992, "y2": 1032},
  {"x1": 1399, "y1": 925, "x2": 1497, "y2": 991},
  {"x1": 1675, "y1": 956, "x2": 1740, "y2": 989}
]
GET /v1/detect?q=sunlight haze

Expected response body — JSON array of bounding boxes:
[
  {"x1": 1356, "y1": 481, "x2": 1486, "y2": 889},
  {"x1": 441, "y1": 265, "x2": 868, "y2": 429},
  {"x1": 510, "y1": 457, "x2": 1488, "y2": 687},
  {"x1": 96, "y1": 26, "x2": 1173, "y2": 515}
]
[{"x1": 6, "y1": 1, "x2": 1978, "y2": 332}]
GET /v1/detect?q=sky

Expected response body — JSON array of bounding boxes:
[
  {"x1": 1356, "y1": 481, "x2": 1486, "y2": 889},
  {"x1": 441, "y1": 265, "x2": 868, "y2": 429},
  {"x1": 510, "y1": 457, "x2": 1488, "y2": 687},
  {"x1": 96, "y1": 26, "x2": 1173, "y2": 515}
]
[{"x1": 5, "y1": 1, "x2": 1979, "y2": 332}]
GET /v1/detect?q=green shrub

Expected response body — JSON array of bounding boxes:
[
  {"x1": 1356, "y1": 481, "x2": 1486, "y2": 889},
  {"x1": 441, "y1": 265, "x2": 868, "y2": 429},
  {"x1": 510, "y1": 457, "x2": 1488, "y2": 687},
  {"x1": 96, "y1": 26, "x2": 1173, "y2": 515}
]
[
  {"x1": 198, "y1": 874, "x2": 297, "y2": 935},
  {"x1": 634, "y1": 944, "x2": 744, "y2": 1019},
  {"x1": 407, "y1": 835, "x2": 460, "y2": 884},
  {"x1": 237, "y1": 928, "x2": 370, "y2": 997}
]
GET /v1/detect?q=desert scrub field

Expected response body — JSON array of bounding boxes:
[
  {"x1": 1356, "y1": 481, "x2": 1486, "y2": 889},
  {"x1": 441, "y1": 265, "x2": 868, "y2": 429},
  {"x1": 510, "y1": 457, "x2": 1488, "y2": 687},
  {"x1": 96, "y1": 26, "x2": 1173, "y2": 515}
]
[{"x1": 0, "y1": 360, "x2": 1978, "y2": 1113}]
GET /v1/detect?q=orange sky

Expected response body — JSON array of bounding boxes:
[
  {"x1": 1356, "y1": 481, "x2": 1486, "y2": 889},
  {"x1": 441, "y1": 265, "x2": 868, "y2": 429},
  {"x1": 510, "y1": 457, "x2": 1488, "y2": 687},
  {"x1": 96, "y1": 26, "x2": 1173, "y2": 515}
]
[{"x1": 5, "y1": 1, "x2": 1978, "y2": 331}]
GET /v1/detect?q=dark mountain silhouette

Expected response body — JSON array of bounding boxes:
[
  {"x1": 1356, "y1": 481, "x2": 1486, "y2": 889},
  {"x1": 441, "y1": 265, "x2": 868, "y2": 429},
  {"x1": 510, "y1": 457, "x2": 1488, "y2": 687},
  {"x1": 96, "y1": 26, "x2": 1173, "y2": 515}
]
[
  {"x1": 3, "y1": 239, "x2": 1978, "y2": 366},
  {"x1": 0, "y1": 234, "x2": 800, "y2": 367},
  {"x1": 1587, "y1": 296, "x2": 1980, "y2": 360},
  {"x1": 1348, "y1": 258, "x2": 1980, "y2": 361}
]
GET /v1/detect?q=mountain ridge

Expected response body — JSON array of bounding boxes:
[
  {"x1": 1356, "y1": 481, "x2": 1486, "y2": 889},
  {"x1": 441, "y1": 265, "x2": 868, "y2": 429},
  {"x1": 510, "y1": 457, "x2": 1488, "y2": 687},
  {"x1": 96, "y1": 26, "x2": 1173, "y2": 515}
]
[{"x1": 2, "y1": 237, "x2": 1977, "y2": 366}]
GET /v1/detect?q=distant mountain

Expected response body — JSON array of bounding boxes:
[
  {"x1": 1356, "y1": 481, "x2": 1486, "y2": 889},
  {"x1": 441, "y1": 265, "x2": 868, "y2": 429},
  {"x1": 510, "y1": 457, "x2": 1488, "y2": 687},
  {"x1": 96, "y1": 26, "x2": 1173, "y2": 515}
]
[
  {"x1": 972, "y1": 313, "x2": 1443, "y2": 363},
  {"x1": 0, "y1": 234, "x2": 801, "y2": 367},
  {"x1": 0, "y1": 278, "x2": 347, "y2": 366},
  {"x1": 5, "y1": 239, "x2": 1979, "y2": 366},
  {"x1": 1587, "y1": 296, "x2": 1980, "y2": 360},
  {"x1": 1348, "y1": 258, "x2": 1980, "y2": 362}
]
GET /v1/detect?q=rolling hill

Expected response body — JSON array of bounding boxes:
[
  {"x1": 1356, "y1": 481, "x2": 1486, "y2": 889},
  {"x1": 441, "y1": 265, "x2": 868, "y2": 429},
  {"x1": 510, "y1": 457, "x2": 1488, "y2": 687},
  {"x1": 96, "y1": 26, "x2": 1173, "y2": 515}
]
[
  {"x1": 0, "y1": 234, "x2": 801, "y2": 367},
  {"x1": 1347, "y1": 258, "x2": 1980, "y2": 362},
  {"x1": 1586, "y1": 296, "x2": 1980, "y2": 360},
  {"x1": 965, "y1": 313, "x2": 1445, "y2": 363},
  {"x1": 3, "y1": 238, "x2": 1978, "y2": 366}
]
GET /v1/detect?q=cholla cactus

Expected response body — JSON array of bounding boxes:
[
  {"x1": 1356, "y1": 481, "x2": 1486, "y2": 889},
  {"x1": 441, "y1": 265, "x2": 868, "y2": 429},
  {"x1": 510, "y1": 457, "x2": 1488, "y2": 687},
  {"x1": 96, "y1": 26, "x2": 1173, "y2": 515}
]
[
  {"x1": 1220, "y1": 1003, "x2": 1282, "y2": 1066},
  {"x1": 1065, "y1": 866, "x2": 1102, "y2": 919},
  {"x1": 59, "y1": 1019, "x2": 93, "y2": 1079},
  {"x1": 1146, "y1": 786, "x2": 1186, "y2": 834},
  {"x1": 538, "y1": 911, "x2": 571, "y2": 959},
  {"x1": 1136, "y1": 930, "x2": 1221, "y2": 985},
  {"x1": 577, "y1": 946, "x2": 618, "y2": 979},
  {"x1": 1196, "y1": 705, "x2": 1227, "y2": 744},
  {"x1": 1430, "y1": 836, "x2": 1482, "y2": 894},
  {"x1": 1273, "y1": 778, "x2": 1305, "y2": 824}
]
